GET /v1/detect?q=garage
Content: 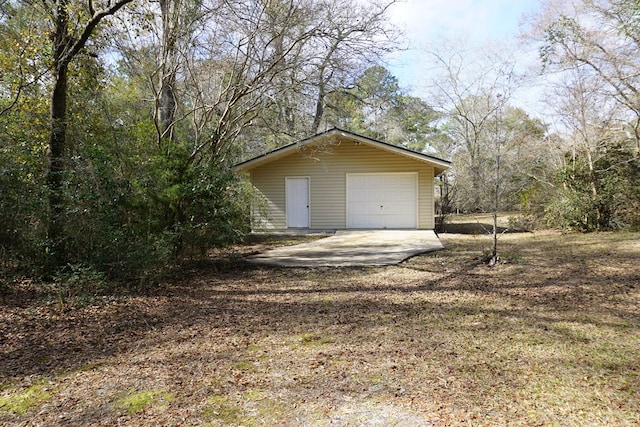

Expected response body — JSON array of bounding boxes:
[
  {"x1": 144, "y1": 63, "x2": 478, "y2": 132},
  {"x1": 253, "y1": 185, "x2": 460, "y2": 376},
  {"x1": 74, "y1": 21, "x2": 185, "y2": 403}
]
[
  {"x1": 347, "y1": 173, "x2": 417, "y2": 229},
  {"x1": 234, "y1": 128, "x2": 451, "y2": 230}
]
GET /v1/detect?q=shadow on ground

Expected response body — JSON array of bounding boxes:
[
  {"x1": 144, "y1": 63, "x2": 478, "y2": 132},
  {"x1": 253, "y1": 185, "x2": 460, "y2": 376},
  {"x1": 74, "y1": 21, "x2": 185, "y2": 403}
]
[
  {"x1": 1, "y1": 231, "x2": 639, "y2": 426},
  {"x1": 2, "y1": 231, "x2": 638, "y2": 383},
  {"x1": 440, "y1": 223, "x2": 513, "y2": 234}
]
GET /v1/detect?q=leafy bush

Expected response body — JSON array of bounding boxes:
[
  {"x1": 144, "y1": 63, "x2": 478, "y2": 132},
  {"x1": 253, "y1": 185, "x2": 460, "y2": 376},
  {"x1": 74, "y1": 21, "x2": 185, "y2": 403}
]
[
  {"x1": 1, "y1": 114, "x2": 252, "y2": 285},
  {"x1": 52, "y1": 145, "x2": 251, "y2": 281},
  {"x1": 50, "y1": 264, "x2": 109, "y2": 308},
  {"x1": 178, "y1": 165, "x2": 252, "y2": 257},
  {"x1": 0, "y1": 138, "x2": 49, "y2": 272},
  {"x1": 544, "y1": 191, "x2": 594, "y2": 230},
  {"x1": 538, "y1": 144, "x2": 640, "y2": 231}
]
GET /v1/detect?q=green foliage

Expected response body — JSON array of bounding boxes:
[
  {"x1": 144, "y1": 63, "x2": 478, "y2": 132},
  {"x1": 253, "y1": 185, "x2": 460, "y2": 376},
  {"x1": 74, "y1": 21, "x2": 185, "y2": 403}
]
[
  {"x1": 544, "y1": 190, "x2": 594, "y2": 231},
  {"x1": 178, "y1": 164, "x2": 252, "y2": 256},
  {"x1": 611, "y1": 0, "x2": 640, "y2": 40},
  {"x1": 50, "y1": 264, "x2": 109, "y2": 308},
  {"x1": 540, "y1": 13, "x2": 597, "y2": 71},
  {"x1": 544, "y1": 144, "x2": 640, "y2": 231},
  {"x1": 1, "y1": 0, "x2": 402, "y2": 289},
  {"x1": 326, "y1": 66, "x2": 441, "y2": 151},
  {"x1": 1, "y1": 62, "x2": 252, "y2": 284},
  {"x1": 0, "y1": 1, "x2": 50, "y2": 115},
  {"x1": 53, "y1": 264, "x2": 106, "y2": 291},
  {"x1": 52, "y1": 136, "x2": 251, "y2": 280},
  {"x1": 0, "y1": 9, "x2": 50, "y2": 266},
  {"x1": 0, "y1": 99, "x2": 49, "y2": 271}
]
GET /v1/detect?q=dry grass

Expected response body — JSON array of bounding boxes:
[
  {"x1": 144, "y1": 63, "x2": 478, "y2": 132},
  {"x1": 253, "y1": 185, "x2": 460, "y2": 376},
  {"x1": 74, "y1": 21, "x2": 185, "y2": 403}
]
[{"x1": 1, "y1": 229, "x2": 639, "y2": 426}]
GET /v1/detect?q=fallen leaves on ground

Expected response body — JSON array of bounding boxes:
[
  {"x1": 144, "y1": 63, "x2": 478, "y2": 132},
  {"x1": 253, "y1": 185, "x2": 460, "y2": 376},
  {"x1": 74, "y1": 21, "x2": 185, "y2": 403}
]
[{"x1": 1, "y1": 230, "x2": 639, "y2": 426}]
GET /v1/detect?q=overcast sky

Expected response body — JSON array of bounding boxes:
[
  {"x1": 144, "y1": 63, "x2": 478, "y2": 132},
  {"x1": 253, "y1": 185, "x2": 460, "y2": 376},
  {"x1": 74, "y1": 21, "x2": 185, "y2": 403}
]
[{"x1": 386, "y1": 0, "x2": 545, "y2": 111}]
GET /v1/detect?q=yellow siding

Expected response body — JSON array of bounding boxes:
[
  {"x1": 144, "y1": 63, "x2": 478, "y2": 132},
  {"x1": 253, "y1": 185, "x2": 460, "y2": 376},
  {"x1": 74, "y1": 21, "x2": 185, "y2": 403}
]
[{"x1": 249, "y1": 138, "x2": 435, "y2": 230}]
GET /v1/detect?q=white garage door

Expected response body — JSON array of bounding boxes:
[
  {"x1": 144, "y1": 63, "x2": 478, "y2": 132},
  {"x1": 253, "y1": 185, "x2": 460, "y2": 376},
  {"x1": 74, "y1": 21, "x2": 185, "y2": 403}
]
[{"x1": 347, "y1": 173, "x2": 417, "y2": 229}]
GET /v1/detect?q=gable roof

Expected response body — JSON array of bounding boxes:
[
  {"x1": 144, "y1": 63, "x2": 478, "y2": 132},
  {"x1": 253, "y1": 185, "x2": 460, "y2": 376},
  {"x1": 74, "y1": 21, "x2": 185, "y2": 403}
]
[{"x1": 233, "y1": 128, "x2": 452, "y2": 175}]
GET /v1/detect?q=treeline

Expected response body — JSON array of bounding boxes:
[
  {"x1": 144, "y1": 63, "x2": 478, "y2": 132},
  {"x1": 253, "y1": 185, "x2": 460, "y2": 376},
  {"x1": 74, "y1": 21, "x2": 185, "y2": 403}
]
[
  {"x1": 428, "y1": 0, "x2": 640, "y2": 233},
  {"x1": 527, "y1": 0, "x2": 640, "y2": 231},
  {"x1": 0, "y1": 0, "x2": 406, "y2": 280},
  {"x1": 1, "y1": 0, "x2": 639, "y2": 282}
]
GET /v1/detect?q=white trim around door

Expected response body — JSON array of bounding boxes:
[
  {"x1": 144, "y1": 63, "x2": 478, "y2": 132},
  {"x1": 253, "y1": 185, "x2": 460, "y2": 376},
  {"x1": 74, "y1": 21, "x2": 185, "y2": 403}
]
[{"x1": 285, "y1": 176, "x2": 310, "y2": 228}]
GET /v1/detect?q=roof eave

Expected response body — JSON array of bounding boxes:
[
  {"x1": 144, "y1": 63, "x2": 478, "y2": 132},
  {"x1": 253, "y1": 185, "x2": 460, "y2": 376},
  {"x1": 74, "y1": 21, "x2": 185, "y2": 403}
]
[
  {"x1": 233, "y1": 128, "x2": 451, "y2": 172},
  {"x1": 232, "y1": 130, "x2": 338, "y2": 172},
  {"x1": 337, "y1": 130, "x2": 451, "y2": 170}
]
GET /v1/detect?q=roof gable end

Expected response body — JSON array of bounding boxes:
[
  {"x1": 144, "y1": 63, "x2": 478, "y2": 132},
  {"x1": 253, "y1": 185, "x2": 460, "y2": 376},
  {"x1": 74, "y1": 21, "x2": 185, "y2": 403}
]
[{"x1": 233, "y1": 128, "x2": 451, "y2": 174}]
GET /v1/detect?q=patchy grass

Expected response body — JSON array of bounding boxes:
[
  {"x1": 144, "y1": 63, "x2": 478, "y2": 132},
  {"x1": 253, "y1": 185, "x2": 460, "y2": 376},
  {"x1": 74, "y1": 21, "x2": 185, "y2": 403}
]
[
  {"x1": 0, "y1": 383, "x2": 55, "y2": 415},
  {"x1": 232, "y1": 360, "x2": 256, "y2": 372},
  {"x1": 1, "y1": 229, "x2": 639, "y2": 425},
  {"x1": 204, "y1": 394, "x2": 245, "y2": 425},
  {"x1": 295, "y1": 332, "x2": 334, "y2": 346},
  {"x1": 203, "y1": 389, "x2": 289, "y2": 426},
  {"x1": 114, "y1": 389, "x2": 175, "y2": 414}
]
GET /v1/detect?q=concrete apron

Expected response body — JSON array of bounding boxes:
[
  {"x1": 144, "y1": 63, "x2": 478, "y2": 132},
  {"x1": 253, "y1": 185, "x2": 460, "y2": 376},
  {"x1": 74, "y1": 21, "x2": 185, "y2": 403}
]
[{"x1": 247, "y1": 230, "x2": 444, "y2": 267}]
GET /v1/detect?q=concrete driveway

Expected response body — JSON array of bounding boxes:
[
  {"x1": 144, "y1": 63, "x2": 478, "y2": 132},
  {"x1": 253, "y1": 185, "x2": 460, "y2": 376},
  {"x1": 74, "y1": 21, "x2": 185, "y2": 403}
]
[{"x1": 247, "y1": 230, "x2": 444, "y2": 267}]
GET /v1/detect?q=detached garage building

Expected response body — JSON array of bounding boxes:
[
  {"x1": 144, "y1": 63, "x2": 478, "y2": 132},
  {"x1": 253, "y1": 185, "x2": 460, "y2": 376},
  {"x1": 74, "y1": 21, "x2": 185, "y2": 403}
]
[{"x1": 233, "y1": 128, "x2": 451, "y2": 231}]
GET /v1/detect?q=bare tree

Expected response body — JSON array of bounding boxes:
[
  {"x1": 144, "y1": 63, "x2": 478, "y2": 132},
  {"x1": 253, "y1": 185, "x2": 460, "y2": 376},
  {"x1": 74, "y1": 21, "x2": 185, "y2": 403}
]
[
  {"x1": 547, "y1": 63, "x2": 625, "y2": 228},
  {"x1": 428, "y1": 44, "x2": 522, "y2": 212},
  {"x1": 182, "y1": 0, "x2": 324, "y2": 163},
  {"x1": 534, "y1": 0, "x2": 640, "y2": 152},
  {"x1": 112, "y1": 0, "x2": 402, "y2": 159},
  {"x1": 308, "y1": 0, "x2": 400, "y2": 134},
  {"x1": 112, "y1": 0, "x2": 323, "y2": 161},
  {"x1": 427, "y1": 43, "x2": 546, "y2": 263},
  {"x1": 523, "y1": 0, "x2": 640, "y2": 229}
]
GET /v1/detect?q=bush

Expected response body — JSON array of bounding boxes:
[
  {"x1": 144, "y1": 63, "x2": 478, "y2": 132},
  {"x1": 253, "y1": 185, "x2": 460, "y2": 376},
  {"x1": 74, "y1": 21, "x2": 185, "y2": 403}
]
[
  {"x1": 507, "y1": 214, "x2": 538, "y2": 231},
  {"x1": 51, "y1": 264, "x2": 109, "y2": 308},
  {"x1": 537, "y1": 144, "x2": 640, "y2": 232},
  {"x1": 52, "y1": 148, "x2": 251, "y2": 281},
  {"x1": 178, "y1": 165, "x2": 252, "y2": 257},
  {"x1": 0, "y1": 141, "x2": 49, "y2": 272},
  {"x1": 1, "y1": 129, "x2": 253, "y2": 284}
]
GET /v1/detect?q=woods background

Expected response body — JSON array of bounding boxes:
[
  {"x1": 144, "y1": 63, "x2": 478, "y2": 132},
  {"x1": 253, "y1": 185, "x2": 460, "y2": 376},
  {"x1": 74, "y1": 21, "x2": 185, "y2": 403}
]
[{"x1": 1, "y1": 0, "x2": 639, "y2": 282}]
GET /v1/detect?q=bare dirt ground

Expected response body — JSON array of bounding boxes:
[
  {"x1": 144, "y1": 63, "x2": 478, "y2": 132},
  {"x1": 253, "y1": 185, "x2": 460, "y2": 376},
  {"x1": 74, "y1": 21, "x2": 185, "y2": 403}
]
[{"x1": 1, "y1": 230, "x2": 639, "y2": 426}]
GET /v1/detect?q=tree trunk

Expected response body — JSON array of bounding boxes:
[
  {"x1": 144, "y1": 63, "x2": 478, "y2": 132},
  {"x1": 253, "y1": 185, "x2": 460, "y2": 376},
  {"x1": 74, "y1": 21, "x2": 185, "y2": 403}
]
[
  {"x1": 490, "y1": 210, "x2": 498, "y2": 266},
  {"x1": 46, "y1": 0, "x2": 71, "y2": 266},
  {"x1": 44, "y1": 0, "x2": 134, "y2": 269},
  {"x1": 436, "y1": 174, "x2": 451, "y2": 233},
  {"x1": 158, "y1": 0, "x2": 179, "y2": 143},
  {"x1": 469, "y1": 135, "x2": 482, "y2": 211},
  {"x1": 586, "y1": 149, "x2": 601, "y2": 229},
  {"x1": 489, "y1": 119, "x2": 502, "y2": 266},
  {"x1": 47, "y1": 65, "x2": 69, "y2": 264},
  {"x1": 159, "y1": 73, "x2": 177, "y2": 140},
  {"x1": 311, "y1": 40, "x2": 340, "y2": 135},
  {"x1": 311, "y1": 81, "x2": 325, "y2": 134}
]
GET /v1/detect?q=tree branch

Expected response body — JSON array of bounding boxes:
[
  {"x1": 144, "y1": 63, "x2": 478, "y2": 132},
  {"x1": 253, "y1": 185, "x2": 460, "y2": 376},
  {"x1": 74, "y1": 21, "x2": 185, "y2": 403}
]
[{"x1": 63, "y1": 0, "x2": 134, "y2": 65}]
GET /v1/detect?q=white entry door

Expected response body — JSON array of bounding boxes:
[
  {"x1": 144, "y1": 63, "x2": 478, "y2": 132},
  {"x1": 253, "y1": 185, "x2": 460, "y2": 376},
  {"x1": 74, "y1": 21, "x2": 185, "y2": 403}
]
[
  {"x1": 347, "y1": 173, "x2": 417, "y2": 229},
  {"x1": 286, "y1": 177, "x2": 310, "y2": 228}
]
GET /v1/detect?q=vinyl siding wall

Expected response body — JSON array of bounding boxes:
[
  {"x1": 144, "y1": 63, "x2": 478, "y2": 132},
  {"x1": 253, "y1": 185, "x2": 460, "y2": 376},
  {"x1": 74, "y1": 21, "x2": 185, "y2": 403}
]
[{"x1": 249, "y1": 139, "x2": 436, "y2": 230}]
